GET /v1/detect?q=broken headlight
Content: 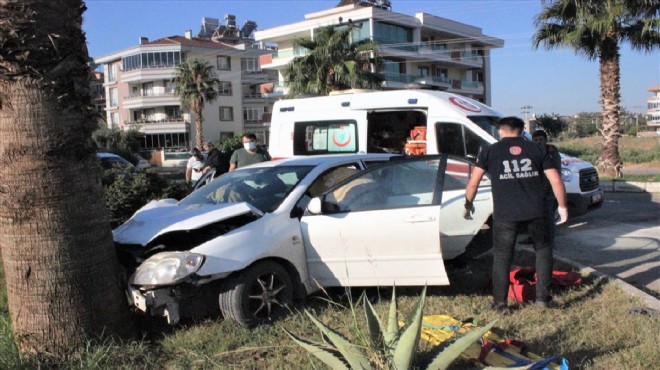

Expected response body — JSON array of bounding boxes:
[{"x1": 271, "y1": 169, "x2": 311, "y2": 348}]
[{"x1": 130, "y1": 252, "x2": 204, "y2": 286}]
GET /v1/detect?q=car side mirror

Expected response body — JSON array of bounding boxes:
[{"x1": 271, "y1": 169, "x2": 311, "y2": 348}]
[{"x1": 307, "y1": 197, "x2": 323, "y2": 215}]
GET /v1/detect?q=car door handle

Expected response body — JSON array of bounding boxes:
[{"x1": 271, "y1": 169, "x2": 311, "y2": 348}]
[{"x1": 404, "y1": 216, "x2": 436, "y2": 223}]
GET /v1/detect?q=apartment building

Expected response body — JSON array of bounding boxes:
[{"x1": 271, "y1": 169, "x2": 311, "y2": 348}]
[
  {"x1": 90, "y1": 70, "x2": 106, "y2": 118},
  {"x1": 255, "y1": 0, "x2": 504, "y2": 105},
  {"x1": 94, "y1": 16, "x2": 275, "y2": 165},
  {"x1": 647, "y1": 85, "x2": 660, "y2": 129}
]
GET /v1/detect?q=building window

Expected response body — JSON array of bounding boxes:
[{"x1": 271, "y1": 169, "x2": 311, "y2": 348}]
[
  {"x1": 220, "y1": 131, "x2": 234, "y2": 141},
  {"x1": 107, "y1": 64, "x2": 117, "y2": 83},
  {"x1": 165, "y1": 106, "x2": 180, "y2": 119},
  {"x1": 219, "y1": 106, "x2": 234, "y2": 121},
  {"x1": 122, "y1": 51, "x2": 182, "y2": 71},
  {"x1": 373, "y1": 22, "x2": 412, "y2": 45},
  {"x1": 165, "y1": 80, "x2": 176, "y2": 94},
  {"x1": 418, "y1": 66, "x2": 429, "y2": 77},
  {"x1": 142, "y1": 82, "x2": 154, "y2": 96},
  {"x1": 110, "y1": 112, "x2": 120, "y2": 128},
  {"x1": 243, "y1": 106, "x2": 262, "y2": 123},
  {"x1": 241, "y1": 58, "x2": 260, "y2": 73},
  {"x1": 109, "y1": 88, "x2": 118, "y2": 107},
  {"x1": 217, "y1": 56, "x2": 231, "y2": 70},
  {"x1": 218, "y1": 81, "x2": 232, "y2": 95},
  {"x1": 141, "y1": 133, "x2": 190, "y2": 150}
]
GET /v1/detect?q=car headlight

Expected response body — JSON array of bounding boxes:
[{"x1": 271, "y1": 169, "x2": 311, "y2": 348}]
[
  {"x1": 130, "y1": 252, "x2": 204, "y2": 286},
  {"x1": 561, "y1": 168, "x2": 572, "y2": 182}
]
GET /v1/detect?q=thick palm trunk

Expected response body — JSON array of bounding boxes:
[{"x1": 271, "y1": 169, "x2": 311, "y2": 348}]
[
  {"x1": 0, "y1": 0, "x2": 133, "y2": 356},
  {"x1": 597, "y1": 36, "x2": 622, "y2": 178}
]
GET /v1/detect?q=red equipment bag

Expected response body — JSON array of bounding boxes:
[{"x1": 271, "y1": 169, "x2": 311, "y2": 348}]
[
  {"x1": 508, "y1": 267, "x2": 536, "y2": 303},
  {"x1": 508, "y1": 266, "x2": 583, "y2": 304}
]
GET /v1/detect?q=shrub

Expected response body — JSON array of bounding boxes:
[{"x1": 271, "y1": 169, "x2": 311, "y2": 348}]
[
  {"x1": 101, "y1": 167, "x2": 189, "y2": 227},
  {"x1": 93, "y1": 127, "x2": 144, "y2": 165}
]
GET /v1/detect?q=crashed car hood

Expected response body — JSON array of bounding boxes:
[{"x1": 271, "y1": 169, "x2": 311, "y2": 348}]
[{"x1": 113, "y1": 201, "x2": 263, "y2": 246}]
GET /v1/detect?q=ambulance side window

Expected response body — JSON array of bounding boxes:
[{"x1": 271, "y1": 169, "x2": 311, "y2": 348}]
[
  {"x1": 436, "y1": 123, "x2": 465, "y2": 157},
  {"x1": 436, "y1": 123, "x2": 490, "y2": 160},
  {"x1": 293, "y1": 120, "x2": 358, "y2": 155}
]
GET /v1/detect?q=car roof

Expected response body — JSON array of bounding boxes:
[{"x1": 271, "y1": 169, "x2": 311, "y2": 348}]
[
  {"x1": 96, "y1": 152, "x2": 124, "y2": 159},
  {"x1": 237, "y1": 154, "x2": 399, "y2": 169}
]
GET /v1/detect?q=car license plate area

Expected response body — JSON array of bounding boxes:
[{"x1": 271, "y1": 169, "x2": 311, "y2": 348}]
[
  {"x1": 591, "y1": 193, "x2": 602, "y2": 203},
  {"x1": 130, "y1": 288, "x2": 147, "y2": 312}
]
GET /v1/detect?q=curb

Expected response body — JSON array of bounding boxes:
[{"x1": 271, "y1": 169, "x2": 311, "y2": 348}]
[
  {"x1": 600, "y1": 180, "x2": 660, "y2": 193},
  {"x1": 519, "y1": 246, "x2": 660, "y2": 311}
]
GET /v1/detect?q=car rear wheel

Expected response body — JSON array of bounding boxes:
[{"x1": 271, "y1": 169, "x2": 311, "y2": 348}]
[{"x1": 219, "y1": 261, "x2": 293, "y2": 328}]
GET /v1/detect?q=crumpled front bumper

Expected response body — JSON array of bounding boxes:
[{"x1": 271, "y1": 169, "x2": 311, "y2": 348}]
[{"x1": 128, "y1": 286, "x2": 181, "y2": 324}]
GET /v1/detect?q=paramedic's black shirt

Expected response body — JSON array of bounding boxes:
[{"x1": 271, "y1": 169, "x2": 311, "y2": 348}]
[{"x1": 476, "y1": 136, "x2": 554, "y2": 222}]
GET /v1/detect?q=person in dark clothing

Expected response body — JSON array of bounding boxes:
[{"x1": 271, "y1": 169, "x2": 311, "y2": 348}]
[
  {"x1": 201, "y1": 141, "x2": 225, "y2": 177},
  {"x1": 463, "y1": 117, "x2": 568, "y2": 310},
  {"x1": 520, "y1": 129, "x2": 563, "y2": 244}
]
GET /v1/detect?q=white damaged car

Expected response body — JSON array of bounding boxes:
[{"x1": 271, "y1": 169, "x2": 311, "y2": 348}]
[{"x1": 113, "y1": 154, "x2": 492, "y2": 327}]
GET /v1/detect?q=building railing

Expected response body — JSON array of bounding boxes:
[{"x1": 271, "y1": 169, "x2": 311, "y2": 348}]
[
  {"x1": 125, "y1": 91, "x2": 176, "y2": 99},
  {"x1": 126, "y1": 117, "x2": 185, "y2": 125},
  {"x1": 378, "y1": 42, "x2": 483, "y2": 65}
]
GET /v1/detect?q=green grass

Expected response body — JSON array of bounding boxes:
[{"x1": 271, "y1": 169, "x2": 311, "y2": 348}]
[
  {"x1": 1, "y1": 252, "x2": 658, "y2": 369},
  {"x1": 556, "y1": 136, "x2": 660, "y2": 166}
]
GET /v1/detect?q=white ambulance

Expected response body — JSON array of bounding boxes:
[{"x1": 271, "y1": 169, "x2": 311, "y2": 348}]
[{"x1": 268, "y1": 90, "x2": 603, "y2": 216}]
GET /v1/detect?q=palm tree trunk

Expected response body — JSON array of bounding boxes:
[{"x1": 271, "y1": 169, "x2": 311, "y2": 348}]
[
  {"x1": 0, "y1": 0, "x2": 133, "y2": 355},
  {"x1": 195, "y1": 109, "x2": 205, "y2": 148},
  {"x1": 597, "y1": 35, "x2": 622, "y2": 178}
]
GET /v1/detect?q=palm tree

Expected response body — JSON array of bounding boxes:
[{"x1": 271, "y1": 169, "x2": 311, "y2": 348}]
[
  {"x1": 173, "y1": 59, "x2": 220, "y2": 149},
  {"x1": 283, "y1": 25, "x2": 382, "y2": 96},
  {"x1": 0, "y1": 0, "x2": 133, "y2": 355},
  {"x1": 532, "y1": 0, "x2": 660, "y2": 177}
]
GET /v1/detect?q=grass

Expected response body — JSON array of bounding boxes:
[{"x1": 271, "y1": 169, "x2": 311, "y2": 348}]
[
  {"x1": 556, "y1": 137, "x2": 660, "y2": 180},
  {"x1": 0, "y1": 251, "x2": 658, "y2": 369}
]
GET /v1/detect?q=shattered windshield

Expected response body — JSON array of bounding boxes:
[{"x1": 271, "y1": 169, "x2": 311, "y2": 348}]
[
  {"x1": 468, "y1": 115, "x2": 500, "y2": 140},
  {"x1": 179, "y1": 166, "x2": 314, "y2": 212}
]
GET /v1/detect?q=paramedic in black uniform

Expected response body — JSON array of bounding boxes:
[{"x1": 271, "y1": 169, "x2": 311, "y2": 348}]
[{"x1": 463, "y1": 116, "x2": 568, "y2": 310}]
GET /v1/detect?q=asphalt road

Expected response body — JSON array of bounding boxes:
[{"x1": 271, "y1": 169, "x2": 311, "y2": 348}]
[{"x1": 553, "y1": 192, "x2": 660, "y2": 298}]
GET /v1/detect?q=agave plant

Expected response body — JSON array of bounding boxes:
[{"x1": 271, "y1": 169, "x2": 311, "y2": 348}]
[{"x1": 284, "y1": 287, "x2": 516, "y2": 370}]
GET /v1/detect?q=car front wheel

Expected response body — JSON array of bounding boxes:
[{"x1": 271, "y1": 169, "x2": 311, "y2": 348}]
[{"x1": 219, "y1": 261, "x2": 293, "y2": 327}]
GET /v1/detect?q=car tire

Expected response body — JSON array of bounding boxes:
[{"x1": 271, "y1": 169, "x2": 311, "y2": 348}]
[{"x1": 219, "y1": 261, "x2": 293, "y2": 328}]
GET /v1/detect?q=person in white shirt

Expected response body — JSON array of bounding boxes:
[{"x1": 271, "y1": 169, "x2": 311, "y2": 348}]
[{"x1": 185, "y1": 148, "x2": 205, "y2": 184}]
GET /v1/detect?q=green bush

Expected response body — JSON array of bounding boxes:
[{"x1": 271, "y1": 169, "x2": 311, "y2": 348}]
[
  {"x1": 101, "y1": 167, "x2": 189, "y2": 227},
  {"x1": 93, "y1": 127, "x2": 144, "y2": 165}
]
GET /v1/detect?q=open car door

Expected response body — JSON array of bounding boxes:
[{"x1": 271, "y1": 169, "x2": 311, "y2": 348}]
[
  {"x1": 437, "y1": 157, "x2": 493, "y2": 259},
  {"x1": 300, "y1": 156, "x2": 449, "y2": 287}
]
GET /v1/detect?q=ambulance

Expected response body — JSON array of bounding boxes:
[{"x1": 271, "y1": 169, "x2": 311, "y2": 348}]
[{"x1": 268, "y1": 90, "x2": 603, "y2": 216}]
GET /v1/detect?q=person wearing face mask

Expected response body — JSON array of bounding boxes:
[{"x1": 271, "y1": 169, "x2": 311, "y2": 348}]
[{"x1": 228, "y1": 133, "x2": 271, "y2": 172}]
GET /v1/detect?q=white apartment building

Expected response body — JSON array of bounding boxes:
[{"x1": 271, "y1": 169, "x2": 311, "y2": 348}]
[
  {"x1": 255, "y1": 0, "x2": 504, "y2": 105},
  {"x1": 94, "y1": 16, "x2": 275, "y2": 165},
  {"x1": 647, "y1": 85, "x2": 660, "y2": 129}
]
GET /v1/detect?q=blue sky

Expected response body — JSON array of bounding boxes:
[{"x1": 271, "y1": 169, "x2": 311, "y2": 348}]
[{"x1": 83, "y1": 0, "x2": 659, "y2": 117}]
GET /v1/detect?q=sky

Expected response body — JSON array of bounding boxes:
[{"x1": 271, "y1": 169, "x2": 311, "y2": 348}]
[{"x1": 83, "y1": 0, "x2": 659, "y2": 117}]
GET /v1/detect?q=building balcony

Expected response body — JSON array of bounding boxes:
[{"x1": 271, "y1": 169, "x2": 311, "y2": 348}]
[
  {"x1": 242, "y1": 93, "x2": 271, "y2": 103},
  {"x1": 259, "y1": 82, "x2": 287, "y2": 97},
  {"x1": 123, "y1": 117, "x2": 189, "y2": 134},
  {"x1": 258, "y1": 48, "x2": 307, "y2": 70},
  {"x1": 414, "y1": 75, "x2": 452, "y2": 89},
  {"x1": 448, "y1": 80, "x2": 484, "y2": 94},
  {"x1": 120, "y1": 66, "x2": 177, "y2": 84},
  {"x1": 378, "y1": 43, "x2": 483, "y2": 67},
  {"x1": 123, "y1": 91, "x2": 179, "y2": 109}
]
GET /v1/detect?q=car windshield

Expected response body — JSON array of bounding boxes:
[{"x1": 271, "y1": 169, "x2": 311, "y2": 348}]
[{"x1": 179, "y1": 165, "x2": 314, "y2": 212}]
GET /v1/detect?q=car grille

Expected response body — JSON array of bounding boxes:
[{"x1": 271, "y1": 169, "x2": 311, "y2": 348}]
[{"x1": 579, "y1": 168, "x2": 600, "y2": 192}]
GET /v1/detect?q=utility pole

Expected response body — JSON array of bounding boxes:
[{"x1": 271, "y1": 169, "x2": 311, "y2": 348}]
[{"x1": 521, "y1": 105, "x2": 533, "y2": 132}]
